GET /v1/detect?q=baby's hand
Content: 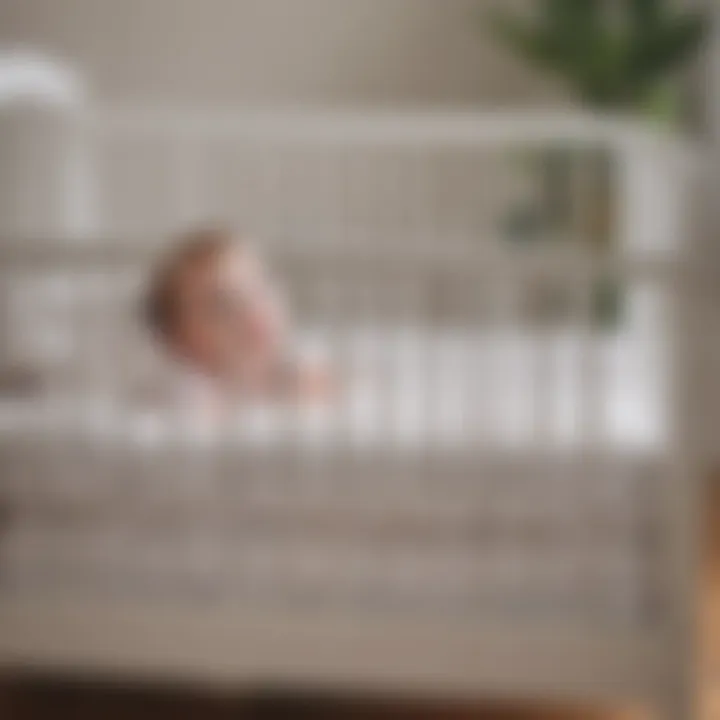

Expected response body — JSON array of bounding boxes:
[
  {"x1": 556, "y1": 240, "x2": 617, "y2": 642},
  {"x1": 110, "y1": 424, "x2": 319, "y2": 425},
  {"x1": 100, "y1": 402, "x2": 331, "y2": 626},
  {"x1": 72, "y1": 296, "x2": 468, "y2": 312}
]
[{"x1": 291, "y1": 361, "x2": 336, "y2": 403}]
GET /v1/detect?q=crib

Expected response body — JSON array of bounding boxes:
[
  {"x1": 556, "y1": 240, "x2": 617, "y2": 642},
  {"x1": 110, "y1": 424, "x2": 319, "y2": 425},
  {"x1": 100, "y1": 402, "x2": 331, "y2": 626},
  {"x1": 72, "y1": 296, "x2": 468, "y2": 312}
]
[{"x1": 0, "y1": 108, "x2": 702, "y2": 718}]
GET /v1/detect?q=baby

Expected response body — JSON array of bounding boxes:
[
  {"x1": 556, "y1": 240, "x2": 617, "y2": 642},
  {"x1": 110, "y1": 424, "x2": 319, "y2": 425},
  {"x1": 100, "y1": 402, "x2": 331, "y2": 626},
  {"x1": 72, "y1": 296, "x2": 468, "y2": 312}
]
[{"x1": 144, "y1": 227, "x2": 330, "y2": 414}]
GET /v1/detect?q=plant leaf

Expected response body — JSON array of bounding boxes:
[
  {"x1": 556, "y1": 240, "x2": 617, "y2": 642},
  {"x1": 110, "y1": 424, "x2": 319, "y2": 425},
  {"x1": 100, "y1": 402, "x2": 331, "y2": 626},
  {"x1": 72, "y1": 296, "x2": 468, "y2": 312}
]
[
  {"x1": 632, "y1": 12, "x2": 708, "y2": 85},
  {"x1": 573, "y1": 31, "x2": 635, "y2": 107},
  {"x1": 628, "y1": 0, "x2": 667, "y2": 27}
]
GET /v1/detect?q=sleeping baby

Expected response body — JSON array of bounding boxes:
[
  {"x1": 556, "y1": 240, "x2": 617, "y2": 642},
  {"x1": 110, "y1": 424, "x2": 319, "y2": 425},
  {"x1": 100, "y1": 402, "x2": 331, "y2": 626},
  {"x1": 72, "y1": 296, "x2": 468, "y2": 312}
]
[{"x1": 144, "y1": 227, "x2": 331, "y2": 416}]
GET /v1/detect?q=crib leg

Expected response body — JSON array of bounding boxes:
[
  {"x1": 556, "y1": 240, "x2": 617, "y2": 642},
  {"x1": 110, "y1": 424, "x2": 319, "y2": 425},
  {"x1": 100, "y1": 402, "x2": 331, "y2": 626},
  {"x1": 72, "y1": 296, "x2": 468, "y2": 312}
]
[{"x1": 657, "y1": 679, "x2": 695, "y2": 720}]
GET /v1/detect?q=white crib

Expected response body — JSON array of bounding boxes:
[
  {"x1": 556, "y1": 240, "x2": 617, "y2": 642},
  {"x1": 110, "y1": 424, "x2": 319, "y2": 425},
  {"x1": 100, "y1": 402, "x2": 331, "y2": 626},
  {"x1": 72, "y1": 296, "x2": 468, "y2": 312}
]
[{"x1": 0, "y1": 109, "x2": 702, "y2": 718}]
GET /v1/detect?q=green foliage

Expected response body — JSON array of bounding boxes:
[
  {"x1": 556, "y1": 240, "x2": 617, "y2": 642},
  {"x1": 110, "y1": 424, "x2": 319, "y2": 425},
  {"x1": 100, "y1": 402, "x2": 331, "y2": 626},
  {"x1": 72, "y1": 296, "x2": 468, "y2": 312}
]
[{"x1": 489, "y1": 0, "x2": 709, "y2": 109}]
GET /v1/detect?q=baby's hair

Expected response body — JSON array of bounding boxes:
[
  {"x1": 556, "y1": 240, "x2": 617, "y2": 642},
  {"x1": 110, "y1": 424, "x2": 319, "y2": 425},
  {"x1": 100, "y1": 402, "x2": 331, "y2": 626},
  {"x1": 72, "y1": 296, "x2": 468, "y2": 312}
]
[{"x1": 144, "y1": 226, "x2": 238, "y2": 340}]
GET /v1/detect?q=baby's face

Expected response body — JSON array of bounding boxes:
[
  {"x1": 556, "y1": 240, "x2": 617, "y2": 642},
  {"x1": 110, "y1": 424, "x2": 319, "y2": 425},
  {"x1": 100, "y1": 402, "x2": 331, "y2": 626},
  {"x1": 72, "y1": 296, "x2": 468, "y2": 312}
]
[{"x1": 171, "y1": 244, "x2": 287, "y2": 378}]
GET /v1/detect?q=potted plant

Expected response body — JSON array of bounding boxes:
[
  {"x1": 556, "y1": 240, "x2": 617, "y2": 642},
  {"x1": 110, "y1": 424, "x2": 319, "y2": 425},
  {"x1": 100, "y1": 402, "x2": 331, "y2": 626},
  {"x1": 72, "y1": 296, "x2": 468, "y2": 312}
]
[
  {"x1": 489, "y1": 0, "x2": 709, "y2": 326},
  {"x1": 490, "y1": 0, "x2": 708, "y2": 120}
]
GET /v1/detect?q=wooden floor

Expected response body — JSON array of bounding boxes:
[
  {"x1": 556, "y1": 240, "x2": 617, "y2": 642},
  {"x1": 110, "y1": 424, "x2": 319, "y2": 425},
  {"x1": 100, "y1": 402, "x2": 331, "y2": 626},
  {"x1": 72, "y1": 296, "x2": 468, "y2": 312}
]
[
  {"x1": 0, "y1": 685, "x2": 659, "y2": 720},
  {"x1": 2, "y1": 486, "x2": 718, "y2": 720}
]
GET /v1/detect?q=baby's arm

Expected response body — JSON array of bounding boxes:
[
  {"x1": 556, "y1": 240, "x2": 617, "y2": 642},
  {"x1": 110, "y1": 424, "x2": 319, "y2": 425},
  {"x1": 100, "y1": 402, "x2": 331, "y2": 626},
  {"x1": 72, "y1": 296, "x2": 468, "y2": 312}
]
[
  {"x1": 294, "y1": 361, "x2": 335, "y2": 402},
  {"x1": 274, "y1": 355, "x2": 335, "y2": 404}
]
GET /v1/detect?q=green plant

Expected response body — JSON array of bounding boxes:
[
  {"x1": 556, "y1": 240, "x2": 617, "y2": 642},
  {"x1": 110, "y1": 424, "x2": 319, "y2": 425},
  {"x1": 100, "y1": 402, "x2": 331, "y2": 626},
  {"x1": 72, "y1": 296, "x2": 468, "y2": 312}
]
[
  {"x1": 489, "y1": 0, "x2": 709, "y2": 112},
  {"x1": 489, "y1": 1, "x2": 710, "y2": 329}
]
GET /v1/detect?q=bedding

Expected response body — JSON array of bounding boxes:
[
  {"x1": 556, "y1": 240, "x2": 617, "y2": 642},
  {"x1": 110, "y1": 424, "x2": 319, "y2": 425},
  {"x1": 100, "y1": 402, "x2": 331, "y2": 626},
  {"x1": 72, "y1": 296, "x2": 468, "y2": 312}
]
[
  {"x1": 0, "y1": 327, "x2": 667, "y2": 451},
  {"x1": 0, "y1": 327, "x2": 664, "y2": 621}
]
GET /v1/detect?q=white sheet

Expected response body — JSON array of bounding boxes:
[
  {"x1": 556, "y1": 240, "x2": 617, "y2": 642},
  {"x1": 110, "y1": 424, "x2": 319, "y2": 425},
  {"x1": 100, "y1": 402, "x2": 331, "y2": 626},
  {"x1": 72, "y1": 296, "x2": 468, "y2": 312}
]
[{"x1": 0, "y1": 328, "x2": 668, "y2": 451}]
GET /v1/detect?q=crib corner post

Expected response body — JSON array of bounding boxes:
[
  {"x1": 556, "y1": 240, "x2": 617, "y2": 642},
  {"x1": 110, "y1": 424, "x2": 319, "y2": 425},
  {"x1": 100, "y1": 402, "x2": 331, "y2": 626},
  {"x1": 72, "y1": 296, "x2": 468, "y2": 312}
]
[
  {"x1": 656, "y1": 675, "x2": 697, "y2": 720},
  {"x1": 657, "y1": 133, "x2": 705, "y2": 720}
]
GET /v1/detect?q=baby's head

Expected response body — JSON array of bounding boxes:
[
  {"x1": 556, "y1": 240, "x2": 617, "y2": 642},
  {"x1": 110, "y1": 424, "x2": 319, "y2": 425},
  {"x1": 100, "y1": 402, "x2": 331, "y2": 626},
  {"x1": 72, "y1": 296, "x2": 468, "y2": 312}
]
[{"x1": 145, "y1": 228, "x2": 287, "y2": 379}]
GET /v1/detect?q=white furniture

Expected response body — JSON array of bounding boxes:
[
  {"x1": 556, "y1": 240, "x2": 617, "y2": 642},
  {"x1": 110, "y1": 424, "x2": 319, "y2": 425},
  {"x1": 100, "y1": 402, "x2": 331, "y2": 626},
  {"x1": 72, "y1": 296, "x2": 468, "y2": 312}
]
[{"x1": 0, "y1": 110, "x2": 700, "y2": 719}]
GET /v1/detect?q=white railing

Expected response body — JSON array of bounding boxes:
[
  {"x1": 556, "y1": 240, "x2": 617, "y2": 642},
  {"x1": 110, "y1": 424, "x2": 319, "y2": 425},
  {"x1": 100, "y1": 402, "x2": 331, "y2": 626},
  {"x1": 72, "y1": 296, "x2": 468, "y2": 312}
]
[{"x1": 0, "y1": 108, "x2": 701, "y2": 718}]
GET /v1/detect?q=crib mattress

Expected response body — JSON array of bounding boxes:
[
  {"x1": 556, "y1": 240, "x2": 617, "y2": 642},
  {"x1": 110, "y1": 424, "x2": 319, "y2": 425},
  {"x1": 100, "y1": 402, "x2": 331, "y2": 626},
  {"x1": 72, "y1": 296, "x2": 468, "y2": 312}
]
[
  {"x1": 0, "y1": 443, "x2": 662, "y2": 627},
  {"x1": 0, "y1": 329, "x2": 666, "y2": 627},
  {"x1": 0, "y1": 329, "x2": 667, "y2": 451}
]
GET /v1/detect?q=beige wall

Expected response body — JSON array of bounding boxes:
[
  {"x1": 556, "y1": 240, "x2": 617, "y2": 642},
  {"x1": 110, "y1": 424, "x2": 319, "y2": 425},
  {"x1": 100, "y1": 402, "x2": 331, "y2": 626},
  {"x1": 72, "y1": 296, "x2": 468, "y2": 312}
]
[
  {"x1": 0, "y1": 0, "x2": 555, "y2": 106},
  {"x1": 0, "y1": 0, "x2": 561, "y2": 238}
]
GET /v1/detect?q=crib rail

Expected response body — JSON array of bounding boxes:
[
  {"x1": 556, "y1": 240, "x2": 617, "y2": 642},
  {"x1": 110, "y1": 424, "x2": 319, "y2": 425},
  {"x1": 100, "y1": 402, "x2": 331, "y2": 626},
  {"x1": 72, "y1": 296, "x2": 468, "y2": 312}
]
[
  {"x1": 0, "y1": 236, "x2": 675, "y2": 625},
  {"x1": 0, "y1": 111, "x2": 701, "y2": 715}
]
